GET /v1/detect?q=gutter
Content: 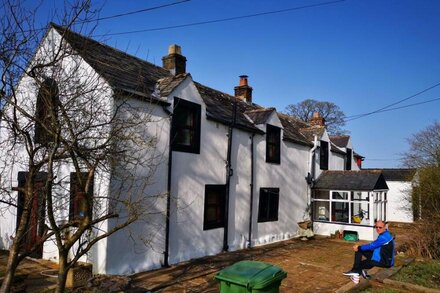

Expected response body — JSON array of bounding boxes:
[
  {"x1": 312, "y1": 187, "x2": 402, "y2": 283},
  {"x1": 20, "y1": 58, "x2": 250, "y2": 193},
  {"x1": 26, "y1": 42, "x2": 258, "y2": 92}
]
[
  {"x1": 306, "y1": 135, "x2": 319, "y2": 219},
  {"x1": 163, "y1": 105, "x2": 172, "y2": 267},
  {"x1": 223, "y1": 100, "x2": 237, "y2": 251},
  {"x1": 247, "y1": 133, "x2": 255, "y2": 248}
]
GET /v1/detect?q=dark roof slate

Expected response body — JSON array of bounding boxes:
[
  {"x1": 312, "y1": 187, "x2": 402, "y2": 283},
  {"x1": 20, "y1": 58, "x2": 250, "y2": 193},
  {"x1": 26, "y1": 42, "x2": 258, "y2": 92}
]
[
  {"x1": 313, "y1": 170, "x2": 388, "y2": 191},
  {"x1": 362, "y1": 168, "x2": 416, "y2": 181},
  {"x1": 330, "y1": 135, "x2": 350, "y2": 148},
  {"x1": 245, "y1": 108, "x2": 276, "y2": 125},
  {"x1": 49, "y1": 24, "x2": 335, "y2": 148},
  {"x1": 50, "y1": 23, "x2": 171, "y2": 100}
]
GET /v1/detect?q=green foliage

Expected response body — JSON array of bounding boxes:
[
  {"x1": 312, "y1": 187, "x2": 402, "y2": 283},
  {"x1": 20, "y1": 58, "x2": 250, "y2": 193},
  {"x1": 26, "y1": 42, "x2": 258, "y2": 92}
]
[{"x1": 392, "y1": 260, "x2": 440, "y2": 289}]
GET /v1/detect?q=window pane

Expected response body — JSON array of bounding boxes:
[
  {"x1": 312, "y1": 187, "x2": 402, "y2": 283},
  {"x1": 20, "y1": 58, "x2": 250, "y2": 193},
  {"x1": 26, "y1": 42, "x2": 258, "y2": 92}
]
[
  {"x1": 351, "y1": 202, "x2": 369, "y2": 224},
  {"x1": 332, "y1": 201, "x2": 349, "y2": 223},
  {"x1": 203, "y1": 185, "x2": 225, "y2": 230},
  {"x1": 172, "y1": 98, "x2": 201, "y2": 153},
  {"x1": 258, "y1": 188, "x2": 279, "y2": 222},
  {"x1": 313, "y1": 201, "x2": 329, "y2": 221},
  {"x1": 332, "y1": 191, "x2": 348, "y2": 200},
  {"x1": 351, "y1": 191, "x2": 368, "y2": 201},
  {"x1": 313, "y1": 190, "x2": 329, "y2": 199}
]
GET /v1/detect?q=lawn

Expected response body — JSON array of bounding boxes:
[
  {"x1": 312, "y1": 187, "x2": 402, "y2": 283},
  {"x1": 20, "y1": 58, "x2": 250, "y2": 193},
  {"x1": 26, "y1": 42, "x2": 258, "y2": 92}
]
[{"x1": 391, "y1": 259, "x2": 440, "y2": 289}]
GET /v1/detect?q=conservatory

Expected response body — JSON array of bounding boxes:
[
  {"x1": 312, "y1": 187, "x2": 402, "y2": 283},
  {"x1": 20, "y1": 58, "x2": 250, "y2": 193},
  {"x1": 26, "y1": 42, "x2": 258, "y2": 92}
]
[{"x1": 311, "y1": 170, "x2": 389, "y2": 241}]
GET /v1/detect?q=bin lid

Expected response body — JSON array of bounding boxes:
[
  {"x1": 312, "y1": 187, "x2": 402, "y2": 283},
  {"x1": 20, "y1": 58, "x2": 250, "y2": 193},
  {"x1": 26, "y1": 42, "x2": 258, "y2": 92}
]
[{"x1": 215, "y1": 261, "x2": 287, "y2": 289}]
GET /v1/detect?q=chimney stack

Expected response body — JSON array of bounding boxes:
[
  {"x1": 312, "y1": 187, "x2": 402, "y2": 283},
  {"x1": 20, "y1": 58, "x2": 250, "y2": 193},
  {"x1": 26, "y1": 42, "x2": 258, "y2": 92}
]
[
  {"x1": 234, "y1": 75, "x2": 253, "y2": 103},
  {"x1": 309, "y1": 112, "x2": 325, "y2": 127},
  {"x1": 162, "y1": 44, "x2": 186, "y2": 75}
]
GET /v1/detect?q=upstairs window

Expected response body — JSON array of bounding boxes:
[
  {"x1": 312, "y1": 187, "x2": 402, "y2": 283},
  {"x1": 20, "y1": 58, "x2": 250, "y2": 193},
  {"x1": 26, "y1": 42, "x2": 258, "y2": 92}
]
[
  {"x1": 320, "y1": 140, "x2": 329, "y2": 170},
  {"x1": 266, "y1": 125, "x2": 281, "y2": 164},
  {"x1": 346, "y1": 148, "x2": 352, "y2": 170},
  {"x1": 171, "y1": 97, "x2": 201, "y2": 154},
  {"x1": 203, "y1": 185, "x2": 226, "y2": 230},
  {"x1": 34, "y1": 78, "x2": 59, "y2": 144},
  {"x1": 258, "y1": 188, "x2": 279, "y2": 222},
  {"x1": 70, "y1": 172, "x2": 94, "y2": 225}
]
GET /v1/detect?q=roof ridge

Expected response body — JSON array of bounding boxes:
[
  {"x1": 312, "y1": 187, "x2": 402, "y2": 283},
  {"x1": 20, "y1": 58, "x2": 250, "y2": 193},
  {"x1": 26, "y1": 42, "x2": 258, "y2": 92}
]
[{"x1": 49, "y1": 22, "x2": 171, "y2": 76}]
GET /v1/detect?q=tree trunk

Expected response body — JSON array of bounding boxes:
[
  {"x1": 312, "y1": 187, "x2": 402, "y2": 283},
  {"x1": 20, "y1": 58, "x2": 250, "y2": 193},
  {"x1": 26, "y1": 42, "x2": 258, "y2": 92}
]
[
  {"x1": 56, "y1": 251, "x2": 68, "y2": 293},
  {"x1": 0, "y1": 246, "x2": 20, "y2": 293}
]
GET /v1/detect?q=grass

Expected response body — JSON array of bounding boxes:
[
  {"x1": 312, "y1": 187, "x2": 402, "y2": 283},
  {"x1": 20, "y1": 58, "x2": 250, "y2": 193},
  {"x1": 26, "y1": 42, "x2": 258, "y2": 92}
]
[{"x1": 391, "y1": 259, "x2": 440, "y2": 289}]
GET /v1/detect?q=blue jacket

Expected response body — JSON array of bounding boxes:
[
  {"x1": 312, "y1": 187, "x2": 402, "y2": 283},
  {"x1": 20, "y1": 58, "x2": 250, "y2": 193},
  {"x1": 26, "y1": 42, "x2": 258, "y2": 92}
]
[{"x1": 359, "y1": 230, "x2": 394, "y2": 267}]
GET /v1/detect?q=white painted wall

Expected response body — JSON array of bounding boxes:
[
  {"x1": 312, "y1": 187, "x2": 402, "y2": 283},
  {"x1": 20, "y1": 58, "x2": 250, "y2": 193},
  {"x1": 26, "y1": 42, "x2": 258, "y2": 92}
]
[{"x1": 386, "y1": 181, "x2": 413, "y2": 223}]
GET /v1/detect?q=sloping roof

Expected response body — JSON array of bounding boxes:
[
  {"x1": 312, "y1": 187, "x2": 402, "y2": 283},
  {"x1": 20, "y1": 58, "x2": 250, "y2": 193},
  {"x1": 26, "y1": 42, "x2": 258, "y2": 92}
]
[
  {"x1": 278, "y1": 114, "x2": 313, "y2": 146},
  {"x1": 194, "y1": 82, "x2": 262, "y2": 133},
  {"x1": 313, "y1": 170, "x2": 388, "y2": 191},
  {"x1": 49, "y1": 24, "x2": 333, "y2": 147},
  {"x1": 330, "y1": 143, "x2": 346, "y2": 155},
  {"x1": 362, "y1": 168, "x2": 416, "y2": 181},
  {"x1": 50, "y1": 23, "x2": 171, "y2": 101},
  {"x1": 245, "y1": 108, "x2": 276, "y2": 125},
  {"x1": 329, "y1": 135, "x2": 350, "y2": 148}
]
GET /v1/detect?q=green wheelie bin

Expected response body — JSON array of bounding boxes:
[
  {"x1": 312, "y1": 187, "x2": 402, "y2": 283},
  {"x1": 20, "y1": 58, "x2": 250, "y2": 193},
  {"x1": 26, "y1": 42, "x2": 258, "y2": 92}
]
[{"x1": 215, "y1": 260, "x2": 287, "y2": 293}]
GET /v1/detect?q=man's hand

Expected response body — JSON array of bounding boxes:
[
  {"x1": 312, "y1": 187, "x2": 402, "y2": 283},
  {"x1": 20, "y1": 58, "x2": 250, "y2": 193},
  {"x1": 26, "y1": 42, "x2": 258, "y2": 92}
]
[{"x1": 352, "y1": 244, "x2": 359, "y2": 252}]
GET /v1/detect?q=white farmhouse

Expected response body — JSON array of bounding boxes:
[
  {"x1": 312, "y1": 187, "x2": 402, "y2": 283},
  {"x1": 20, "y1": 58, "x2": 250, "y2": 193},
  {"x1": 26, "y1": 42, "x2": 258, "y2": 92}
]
[{"x1": 0, "y1": 23, "x2": 391, "y2": 275}]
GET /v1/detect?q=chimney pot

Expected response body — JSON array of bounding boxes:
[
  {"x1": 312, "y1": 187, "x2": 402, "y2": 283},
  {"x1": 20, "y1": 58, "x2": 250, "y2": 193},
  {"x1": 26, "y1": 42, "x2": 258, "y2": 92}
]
[
  {"x1": 309, "y1": 112, "x2": 325, "y2": 126},
  {"x1": 168, "y1": 44, "x2": 182, "y2": 55},
  {"x1": 234, "y1": 75, "x2": 253, "y2": 103},
  {"x1": 239, "y1": 75, "x2": 248, "y2": 86}
]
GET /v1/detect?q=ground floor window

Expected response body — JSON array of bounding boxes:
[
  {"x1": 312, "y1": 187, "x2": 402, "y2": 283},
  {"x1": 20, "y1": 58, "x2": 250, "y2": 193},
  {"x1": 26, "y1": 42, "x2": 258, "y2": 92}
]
[
  {"x1": 258, "y1": 188, "x2": 279, "y2": 222},
  {"x1": 203, "y1": 185, "x2": 226, "y2": 230},
  {"x1": 373, "y1": 191, "x2": 387, "y2": 221},
  {"x1": 312, "y1": 190, "x2": 370, "y2": 225}
]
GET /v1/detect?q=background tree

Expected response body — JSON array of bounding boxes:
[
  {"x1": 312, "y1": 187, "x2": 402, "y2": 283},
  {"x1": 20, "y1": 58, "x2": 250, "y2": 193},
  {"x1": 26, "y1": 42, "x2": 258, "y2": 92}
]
[
  {"x1": 0, "y1": 1, "x2": 165, "y2": 292},
  {"x1": 284, "y1": 99, "x2": 348, "y2": 135},
  {"x1": 401, "y1": 121, "x2": 440, "y2": 259}
]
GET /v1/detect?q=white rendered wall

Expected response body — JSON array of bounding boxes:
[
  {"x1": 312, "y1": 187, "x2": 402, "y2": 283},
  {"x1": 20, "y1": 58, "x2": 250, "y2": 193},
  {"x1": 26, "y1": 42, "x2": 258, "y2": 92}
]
[
  {"x1": 386, "y1": 181, "x2": 413, "y2": 223},
  {"x1": 313, "y1": 221, "x2": 375, "y2": 241}
]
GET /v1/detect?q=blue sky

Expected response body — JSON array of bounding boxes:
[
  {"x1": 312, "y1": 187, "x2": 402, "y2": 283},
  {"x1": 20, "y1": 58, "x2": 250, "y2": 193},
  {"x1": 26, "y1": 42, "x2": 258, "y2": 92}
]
[{"x1": 29, "y1": 0, "x2": 440, "y2": 168}]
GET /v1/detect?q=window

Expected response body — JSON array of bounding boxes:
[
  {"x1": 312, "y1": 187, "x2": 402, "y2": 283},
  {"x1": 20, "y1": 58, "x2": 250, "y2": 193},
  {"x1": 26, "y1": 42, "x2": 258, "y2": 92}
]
[
  {"x1": 203, "y1": 185, "x2": 226, "y2": 230},
  {"x1": 258, "y1": 188, "x2": 279, "y2": 222},
  {"x1": 266, "y1": 125, "x2": 281, "y2": 164},
  {"x1": 319, "y1": 141, "x2": 329, "y2": 170},
  {"x1": 34, "y1": 78, "x2": 59, "y2": 144},
  {"x1": 70, "y1": 172, "x2": 93, "y2": 225},
  {"x1": 346, "y1": 148, "x2": 352, "y2": 170},
  {"x1": 312, "y1": 190, "x2": 370, "y2": 225},
  {"x1": 171, "y1": 97, "x2": 201, "y2": 153}
]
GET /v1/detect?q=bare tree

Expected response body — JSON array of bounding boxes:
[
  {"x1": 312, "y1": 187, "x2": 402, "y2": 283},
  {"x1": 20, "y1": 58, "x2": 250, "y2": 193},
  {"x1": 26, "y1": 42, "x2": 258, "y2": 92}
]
[
  {"x1": 402, "y1": 121, "x2": 440, "y2": 168},
  {"x1": 284, "y1": 99, "x2": 347, "y2": 135},
  {"x1": 401, "y1": 121, "x2": 440, "y2": 259},
  {"x1": 0, "y1": 1, "x2": 166, "y2": 292}
]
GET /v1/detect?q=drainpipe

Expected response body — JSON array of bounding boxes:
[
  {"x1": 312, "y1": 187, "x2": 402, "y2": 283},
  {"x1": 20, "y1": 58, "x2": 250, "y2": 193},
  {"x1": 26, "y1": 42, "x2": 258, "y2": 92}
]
[
  {"x1": 163, "y1": 105, "x2": 173, "y2": 267},
  {"x1": 223, "y1": 100, "x2": 237, "y2": 251},
  {"x1": 247, "y1": 133, "x2": 255, "y2": 248},
  {"x1": 306, "y1": 135, "x2": 319, "y2": 219}
]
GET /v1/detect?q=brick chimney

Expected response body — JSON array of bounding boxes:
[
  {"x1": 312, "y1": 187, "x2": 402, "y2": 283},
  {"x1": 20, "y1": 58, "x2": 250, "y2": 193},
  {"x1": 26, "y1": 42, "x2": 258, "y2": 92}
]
[
  {"x1": 162, "y1": 44, "x2": 186, "y2": 75},
  {"x1": 234, "y1": 75, "x2": 253, "y2": 103},
  {"x1": 309, "y1": 112, "x2": 325, "y2": 126}
]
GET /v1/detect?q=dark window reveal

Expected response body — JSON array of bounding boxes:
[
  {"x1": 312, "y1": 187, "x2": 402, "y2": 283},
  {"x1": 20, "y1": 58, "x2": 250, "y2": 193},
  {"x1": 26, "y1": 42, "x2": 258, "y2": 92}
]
[
  {"x1": 34, "y1": 78, "x2": 59, "y2": 144},
  {"x1": 266, "y1": 125, "x2": 281, "y2": 164},
  {"x1": 171, "y1": 97, "x2": 201, "y2": 154},
  {"x1": 320, "y1": 141, "x2": 329, "y2": 170},
  {"x1": 70, "y1": 172, "x2": 94, "y2": 225},
  {"x1": 258, "y1": 188, "x2": 279, "y2": 222},
  {"x1": 203, "y1": 185, "x2": 226, "y2": 230},
  {"x1": 346, "y1": 148, "x2": 352, "y2": 170}
]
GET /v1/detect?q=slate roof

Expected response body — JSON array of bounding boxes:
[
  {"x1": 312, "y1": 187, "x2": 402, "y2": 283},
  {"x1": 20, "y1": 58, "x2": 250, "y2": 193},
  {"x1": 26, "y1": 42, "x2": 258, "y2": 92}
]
[
  {"x1": 50, "y1": 23, "x2": 171, "y2": 102},
  {"x1": 313, "y1": 170, "x2": 388, "y2": 191},
  {"x1": 329, "y1": 135, "x2": 350, "y2": 148},
  {"x1": 245, "y1": 108, "x2": 276, "y2": 125},
  {"x1": 48, "y1": 23, "x2": 335, "y2": 148},
  {"x1": 362, "y1": 168, "x2": 416, "y2": 181},
  {"x1": 330, "y1": 143, "x2": 346, "y2": 155}
]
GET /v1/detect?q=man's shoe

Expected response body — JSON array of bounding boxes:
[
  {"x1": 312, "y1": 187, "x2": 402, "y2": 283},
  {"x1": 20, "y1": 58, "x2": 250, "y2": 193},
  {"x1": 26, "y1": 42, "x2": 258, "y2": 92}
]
[
  {"x1": 343, "y1": 270, "x2": 359, "y2": 276},
  {"x1": 361, "y1": 270, "x2": 371, "y2": 279}
]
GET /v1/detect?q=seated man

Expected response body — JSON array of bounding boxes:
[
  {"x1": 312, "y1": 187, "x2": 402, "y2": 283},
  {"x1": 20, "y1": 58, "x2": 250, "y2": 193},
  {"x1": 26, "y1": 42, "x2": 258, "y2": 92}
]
[{"x1": 343, "y1": 220, "x2": 394, "y2": 280}]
